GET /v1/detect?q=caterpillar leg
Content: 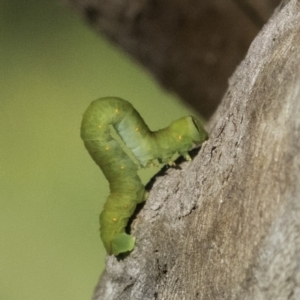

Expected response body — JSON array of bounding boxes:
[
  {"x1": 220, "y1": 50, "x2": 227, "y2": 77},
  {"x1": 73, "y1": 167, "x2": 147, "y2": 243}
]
[
  {"x1": 182, "y1": 153, "x2": 192, "y2": 161},
  {"x1": 158, "y1": 157, "x2": 176, "y2": 166},
  {"x1": 143, "y1": 190, "x2": 149, "y2": 201},
  {"x1": 111, "y1": 233, "x2": 135, "y2": 256},
  {"x1": 168, "y1": 160, "x2": 176, "y2": 166}
]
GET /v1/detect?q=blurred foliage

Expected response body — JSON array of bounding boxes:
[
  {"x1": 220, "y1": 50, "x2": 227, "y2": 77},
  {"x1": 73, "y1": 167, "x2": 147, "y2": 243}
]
[{"x1": 0, "y1": 0, "x2": 199, "y2": 299}]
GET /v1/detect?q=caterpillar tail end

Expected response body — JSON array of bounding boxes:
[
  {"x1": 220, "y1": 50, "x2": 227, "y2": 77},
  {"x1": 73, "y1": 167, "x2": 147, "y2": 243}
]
[{"x1": 110, "y1": 233, "x2": 136, "y2": 256}]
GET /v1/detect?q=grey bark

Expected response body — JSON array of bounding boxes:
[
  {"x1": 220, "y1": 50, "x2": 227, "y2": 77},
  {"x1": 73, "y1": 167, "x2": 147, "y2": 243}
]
[
  {"x1": 64, "y1": 0, "x2": 281, "y2": 117},
  {"x1": 64, "y1": 0, "x2": 300, "y2": 299}
]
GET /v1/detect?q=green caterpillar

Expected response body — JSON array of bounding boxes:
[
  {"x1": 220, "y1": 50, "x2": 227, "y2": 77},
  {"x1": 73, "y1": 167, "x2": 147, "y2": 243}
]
[{"x1": 80, "y1": 97, "x2": 207, "y2": 256}]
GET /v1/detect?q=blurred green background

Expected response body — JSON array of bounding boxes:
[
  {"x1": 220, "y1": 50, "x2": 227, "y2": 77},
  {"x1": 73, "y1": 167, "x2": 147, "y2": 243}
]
[{"x1": 0, "y1": 1, "x2": 199, "y2": 299}]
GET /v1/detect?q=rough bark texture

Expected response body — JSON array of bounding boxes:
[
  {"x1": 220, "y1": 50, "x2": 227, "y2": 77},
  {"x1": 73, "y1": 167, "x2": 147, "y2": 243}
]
[
  {"x1": 64, "y1": 0, "x2": 281, "y2": 117},
  {"x1": 65, "y1": 0, "x2": 300, "y2": 299}
]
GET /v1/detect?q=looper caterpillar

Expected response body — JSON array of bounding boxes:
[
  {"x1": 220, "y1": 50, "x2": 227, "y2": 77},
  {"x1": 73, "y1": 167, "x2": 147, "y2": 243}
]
[{"x1": 80, "y1": 97, "x2": 207, "y2": 256}]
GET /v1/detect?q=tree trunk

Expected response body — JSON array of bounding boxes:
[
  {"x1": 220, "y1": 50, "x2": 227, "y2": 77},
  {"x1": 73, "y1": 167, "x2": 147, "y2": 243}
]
[{"x1": 64, "y1": 0, "x2": 300, "y2": 299}]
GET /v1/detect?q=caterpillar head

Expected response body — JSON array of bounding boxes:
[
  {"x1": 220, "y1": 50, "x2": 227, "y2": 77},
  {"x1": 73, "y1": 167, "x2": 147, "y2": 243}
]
[{"x1": 167, "y1": 116, "x2": 208, "y2": 146}]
